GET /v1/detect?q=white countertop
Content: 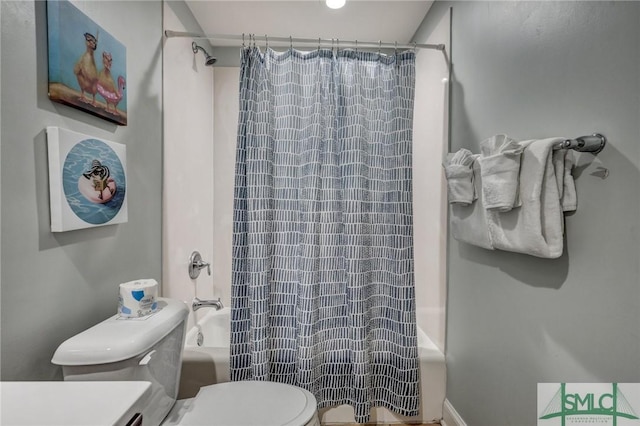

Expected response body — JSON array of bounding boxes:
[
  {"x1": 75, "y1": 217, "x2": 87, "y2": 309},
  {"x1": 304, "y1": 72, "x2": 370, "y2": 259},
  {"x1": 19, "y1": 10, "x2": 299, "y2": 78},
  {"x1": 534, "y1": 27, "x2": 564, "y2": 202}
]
[{"x1": 1, "y1": 381, "x2": 151, "y2": 426}]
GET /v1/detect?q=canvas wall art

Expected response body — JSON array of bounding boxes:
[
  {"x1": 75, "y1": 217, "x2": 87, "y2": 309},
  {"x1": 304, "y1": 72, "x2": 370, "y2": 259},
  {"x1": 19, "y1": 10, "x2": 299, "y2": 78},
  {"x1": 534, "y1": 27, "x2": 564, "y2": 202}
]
[
  {"x1": 47, "y1": 127, "x2": 128, "y2": 232},
  {"x1": 47, "y1": 0, "x2": 127, "y2": 125}
]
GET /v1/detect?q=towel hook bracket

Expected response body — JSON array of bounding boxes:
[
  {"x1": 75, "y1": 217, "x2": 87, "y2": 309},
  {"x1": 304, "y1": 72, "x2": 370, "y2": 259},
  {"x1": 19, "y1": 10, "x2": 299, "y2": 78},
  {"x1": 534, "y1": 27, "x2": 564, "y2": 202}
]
[{"x1": 559, "y1": 133, "x2": 606, "y2": 154}]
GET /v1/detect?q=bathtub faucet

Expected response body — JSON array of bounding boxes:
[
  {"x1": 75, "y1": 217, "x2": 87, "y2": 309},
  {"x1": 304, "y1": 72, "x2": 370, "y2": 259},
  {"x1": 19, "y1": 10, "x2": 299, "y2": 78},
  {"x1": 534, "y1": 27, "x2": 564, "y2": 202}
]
[{"x1": 192, "y1": 297, "x2": 224, "y2": 312}]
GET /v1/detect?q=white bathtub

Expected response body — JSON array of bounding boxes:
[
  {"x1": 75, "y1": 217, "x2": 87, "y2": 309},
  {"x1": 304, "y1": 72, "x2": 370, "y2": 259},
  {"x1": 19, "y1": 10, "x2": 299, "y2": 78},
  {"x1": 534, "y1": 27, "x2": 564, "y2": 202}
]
[{"x1": 178, "y1": 307, "x2": 445, "y2": 424}]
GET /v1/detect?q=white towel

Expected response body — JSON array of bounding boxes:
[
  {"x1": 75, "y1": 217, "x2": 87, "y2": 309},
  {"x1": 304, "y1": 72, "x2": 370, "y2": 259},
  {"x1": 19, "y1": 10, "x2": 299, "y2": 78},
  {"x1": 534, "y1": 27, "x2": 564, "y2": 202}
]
[
  {"x1": 556, "y1": 150, "x2": 577, "y2": 212},
  {"x1": 450, "y1": 160, "x2": 494, "y2": 250},
  {"x1": 478, "y1": 134, "x2": 524, "y2": 212},
  {"x1": 485, "y1": 138, "x2": 566, "y2": 258},
  {"x1": 443, "y1": 149, "x2": 477, "y2": 206}
]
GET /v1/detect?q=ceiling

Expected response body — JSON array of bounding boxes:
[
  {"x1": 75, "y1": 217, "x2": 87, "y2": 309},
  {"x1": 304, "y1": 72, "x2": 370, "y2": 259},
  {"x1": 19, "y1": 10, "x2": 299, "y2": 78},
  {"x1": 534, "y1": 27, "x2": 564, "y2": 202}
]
[{"x1": 185, "y1": 1, "x2": 434, "y2": 47}]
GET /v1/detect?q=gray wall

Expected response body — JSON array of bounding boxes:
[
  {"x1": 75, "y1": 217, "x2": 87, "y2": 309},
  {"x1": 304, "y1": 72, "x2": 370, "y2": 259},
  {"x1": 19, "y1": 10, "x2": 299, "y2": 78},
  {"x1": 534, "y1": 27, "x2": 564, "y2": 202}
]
[
  {"x1": 415, "y1": 2, "x2": 640, "y2": 424},
  {"x1": 1, "y1": 1, "x2": 163, "y2": 380}
]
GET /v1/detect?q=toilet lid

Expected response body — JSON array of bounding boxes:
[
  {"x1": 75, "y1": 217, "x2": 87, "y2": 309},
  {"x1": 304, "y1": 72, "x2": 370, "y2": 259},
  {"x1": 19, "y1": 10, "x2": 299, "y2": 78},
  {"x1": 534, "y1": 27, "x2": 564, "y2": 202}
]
[{"x1": 177, "y1": 381, "x2": 317, "y2": 426}]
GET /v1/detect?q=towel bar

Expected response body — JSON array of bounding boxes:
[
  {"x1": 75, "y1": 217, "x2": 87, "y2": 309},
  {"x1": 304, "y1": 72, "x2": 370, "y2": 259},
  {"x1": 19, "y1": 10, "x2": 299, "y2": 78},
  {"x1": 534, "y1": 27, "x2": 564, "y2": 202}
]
[{"x1": 554, "y1": 133, "x2": 606, "y2": 154}]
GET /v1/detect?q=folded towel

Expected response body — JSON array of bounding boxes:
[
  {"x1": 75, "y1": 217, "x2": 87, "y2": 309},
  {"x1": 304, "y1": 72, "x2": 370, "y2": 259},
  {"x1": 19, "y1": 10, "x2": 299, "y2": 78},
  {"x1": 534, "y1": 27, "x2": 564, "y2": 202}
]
[
  {"x1": 485, "y1": 138, "x2": 566, "y2": 258},
  {"x1": 450, "y1": 160, "x2": 494, "y2": 250},
  {"x1": 478, "y1": 134, "x2": 524, "y2": 212},
  {"x1": 550, "y1": 149, "x2": 578, "y2": 216},
  {"x1": 443, "y1": 149, "x2": 477, "y2": 206}
]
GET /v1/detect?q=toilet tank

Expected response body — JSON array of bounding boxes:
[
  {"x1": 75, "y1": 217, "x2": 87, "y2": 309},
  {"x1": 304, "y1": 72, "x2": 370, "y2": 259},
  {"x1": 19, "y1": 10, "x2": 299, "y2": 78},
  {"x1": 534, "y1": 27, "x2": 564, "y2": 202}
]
[{"x1": 52, "y1": 298, "x2": 188, "y2": 426}]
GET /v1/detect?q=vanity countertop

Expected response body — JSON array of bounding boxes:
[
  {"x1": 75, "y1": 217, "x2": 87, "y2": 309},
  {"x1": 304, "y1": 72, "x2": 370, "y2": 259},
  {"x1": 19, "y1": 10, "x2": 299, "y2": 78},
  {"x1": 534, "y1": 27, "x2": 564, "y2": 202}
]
[{"x1": 1, "y1": 381, "x2": 151, "y2": 426}]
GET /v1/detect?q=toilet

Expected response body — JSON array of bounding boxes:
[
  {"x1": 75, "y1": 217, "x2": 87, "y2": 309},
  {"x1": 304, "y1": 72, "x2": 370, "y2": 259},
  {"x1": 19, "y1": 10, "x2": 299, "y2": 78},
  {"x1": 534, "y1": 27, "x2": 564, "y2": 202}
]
[{"x1": 52, "y1": 298, "x2": 319, "y2": 426}]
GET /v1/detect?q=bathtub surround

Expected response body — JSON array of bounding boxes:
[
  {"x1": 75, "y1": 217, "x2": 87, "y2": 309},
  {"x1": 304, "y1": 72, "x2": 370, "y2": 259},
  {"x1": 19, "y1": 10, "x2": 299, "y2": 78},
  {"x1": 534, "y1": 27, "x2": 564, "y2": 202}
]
[
  {"x1": 162, "y1": 0, "x2": 215, "y2": 330},
  {"x1": 410, "y1": 7, "x2": 451, "y2": 355},
  {"x1": 231, "y1": 46, "x2": 420, "y2": 423},
  {"x1": 417, "y1": 1, "x2": 640, "y2": 424}
]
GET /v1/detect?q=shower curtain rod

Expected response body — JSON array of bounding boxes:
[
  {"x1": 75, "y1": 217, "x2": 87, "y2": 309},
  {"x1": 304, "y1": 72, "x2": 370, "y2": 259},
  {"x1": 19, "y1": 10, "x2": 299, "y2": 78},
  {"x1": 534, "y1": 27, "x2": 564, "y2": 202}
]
[{"x1": 164, "y1": 30, "x2": 445, "y2": 51}]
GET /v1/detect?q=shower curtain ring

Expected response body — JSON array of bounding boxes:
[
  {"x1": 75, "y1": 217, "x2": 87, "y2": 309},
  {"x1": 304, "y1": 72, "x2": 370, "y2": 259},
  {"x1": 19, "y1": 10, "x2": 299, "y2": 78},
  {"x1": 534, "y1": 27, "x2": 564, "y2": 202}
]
[
  {"x1": 394, "y1": 41, "x2": 397, "y2": 55},
  {"x1": 355, "y1": 40, "x2": 358, "y2": 52},
  {"x1": 318, "y1": 37, "x2": 321, "y2": 51},
  {"x1": 289, "y1": 36, "x2": 292, "y2": 50},
  {"x1": 378, "y1": 40, "x2": 382, "y2": 55},
  {"x1": 265, "y1": 34, "x2": 268, "y2": 49},
  {"x1": 242, "y1": 33, "x2": 245, "y2": 48}
]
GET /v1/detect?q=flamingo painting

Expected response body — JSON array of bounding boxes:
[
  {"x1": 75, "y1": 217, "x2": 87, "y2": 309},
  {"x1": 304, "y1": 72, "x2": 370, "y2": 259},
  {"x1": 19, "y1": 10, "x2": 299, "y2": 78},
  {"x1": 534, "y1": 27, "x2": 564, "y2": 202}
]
[
  {"x1": 47, "y1": 0, "x2": 127, "y2": 125},
  {"x1": 97, "y1": 75, "x2": 126, "y2": 115},
  {"x1": 97, "y1": 52, "x2": 126, "y2": 115}
]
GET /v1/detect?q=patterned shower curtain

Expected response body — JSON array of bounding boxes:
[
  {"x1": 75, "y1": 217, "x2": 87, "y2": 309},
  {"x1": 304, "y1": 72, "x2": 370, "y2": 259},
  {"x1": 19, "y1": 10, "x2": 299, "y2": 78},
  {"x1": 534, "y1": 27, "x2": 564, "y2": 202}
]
[{"x1": 231, "y1": 46, "x2": 419, "y2": 423}]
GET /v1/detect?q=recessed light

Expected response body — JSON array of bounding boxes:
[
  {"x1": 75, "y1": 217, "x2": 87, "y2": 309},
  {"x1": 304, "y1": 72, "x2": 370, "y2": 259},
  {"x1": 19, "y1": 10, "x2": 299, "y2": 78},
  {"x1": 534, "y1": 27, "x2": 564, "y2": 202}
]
[{"x1": 326, "y1": 0, "x2": 346, "y2": 9}]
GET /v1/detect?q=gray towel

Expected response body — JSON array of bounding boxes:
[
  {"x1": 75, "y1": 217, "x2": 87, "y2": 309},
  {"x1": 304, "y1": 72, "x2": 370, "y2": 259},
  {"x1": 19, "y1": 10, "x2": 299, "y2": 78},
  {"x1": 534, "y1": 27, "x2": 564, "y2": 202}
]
[
  {"x1": 486, "y1": 138, "x2": 566, "y2": 258},
  {"x1": 477, "y1": 134, "x2": 523, "y2": 212},
  {"x1": 443, "y1": 149, "x2": 477, "y2": 206},
  {"x1": 450, "y1": 160, "x2": 494, "y2": 250}
]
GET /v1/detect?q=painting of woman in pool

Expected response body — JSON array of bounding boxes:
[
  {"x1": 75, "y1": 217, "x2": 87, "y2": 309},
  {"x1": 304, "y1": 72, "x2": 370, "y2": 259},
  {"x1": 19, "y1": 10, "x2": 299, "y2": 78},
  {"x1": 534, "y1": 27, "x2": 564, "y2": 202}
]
[{"x1": 79, "y1": 159, "x2": 117, "y2": 203}]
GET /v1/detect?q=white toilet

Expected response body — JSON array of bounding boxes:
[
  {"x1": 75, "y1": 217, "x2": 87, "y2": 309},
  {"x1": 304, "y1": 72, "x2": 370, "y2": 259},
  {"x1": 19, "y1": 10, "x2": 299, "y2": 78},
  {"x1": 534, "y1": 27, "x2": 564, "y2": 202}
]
[{"x1": 52, "y1": 298, "x2": 319, "y2": 426}]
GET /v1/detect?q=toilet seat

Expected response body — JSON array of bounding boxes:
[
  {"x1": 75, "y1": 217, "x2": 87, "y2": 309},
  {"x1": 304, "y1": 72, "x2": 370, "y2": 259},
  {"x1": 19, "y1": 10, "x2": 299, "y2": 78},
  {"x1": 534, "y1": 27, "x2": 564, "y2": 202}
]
[{"x1": 164, "y1": 381, "x2": 318, "y2": 426}]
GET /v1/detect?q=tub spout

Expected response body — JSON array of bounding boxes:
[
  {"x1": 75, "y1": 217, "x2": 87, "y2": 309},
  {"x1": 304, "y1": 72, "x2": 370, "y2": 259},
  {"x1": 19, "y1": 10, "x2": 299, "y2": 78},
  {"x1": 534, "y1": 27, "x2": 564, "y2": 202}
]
[{"x1": 192, "y1": 297, "x2": 224, "y2": 312}]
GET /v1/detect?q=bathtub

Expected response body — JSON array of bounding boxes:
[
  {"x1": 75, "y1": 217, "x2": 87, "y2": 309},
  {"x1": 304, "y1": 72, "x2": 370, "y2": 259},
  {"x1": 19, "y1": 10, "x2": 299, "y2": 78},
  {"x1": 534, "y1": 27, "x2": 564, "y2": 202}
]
[{"x1": 178, "y1": 307, "x2": 445, "y2": 424}]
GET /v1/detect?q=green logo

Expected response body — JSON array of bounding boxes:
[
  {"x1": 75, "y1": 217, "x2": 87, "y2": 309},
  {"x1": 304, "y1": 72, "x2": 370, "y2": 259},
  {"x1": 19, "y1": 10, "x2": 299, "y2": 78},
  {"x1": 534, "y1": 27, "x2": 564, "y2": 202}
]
[{"x1": 539, "y1": 383, "x2": 639, "y2": 425}]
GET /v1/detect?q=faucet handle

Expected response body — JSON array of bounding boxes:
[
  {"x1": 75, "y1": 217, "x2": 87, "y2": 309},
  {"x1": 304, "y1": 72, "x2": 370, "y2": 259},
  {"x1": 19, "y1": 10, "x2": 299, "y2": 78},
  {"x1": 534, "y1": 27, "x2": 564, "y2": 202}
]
[
  {"x1": 189, "y1": 251, "x2": 211, "y2": 279},
  {"x1": 196, "y1": 260, "x2": 211, "y2": 276}
]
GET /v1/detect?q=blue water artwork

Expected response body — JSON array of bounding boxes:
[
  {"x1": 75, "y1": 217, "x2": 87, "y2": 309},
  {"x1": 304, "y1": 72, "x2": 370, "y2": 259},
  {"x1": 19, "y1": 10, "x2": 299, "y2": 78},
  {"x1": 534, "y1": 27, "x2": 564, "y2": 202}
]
[{"x1": 62, "y1": 139, "x2": 126, "y2": 225}]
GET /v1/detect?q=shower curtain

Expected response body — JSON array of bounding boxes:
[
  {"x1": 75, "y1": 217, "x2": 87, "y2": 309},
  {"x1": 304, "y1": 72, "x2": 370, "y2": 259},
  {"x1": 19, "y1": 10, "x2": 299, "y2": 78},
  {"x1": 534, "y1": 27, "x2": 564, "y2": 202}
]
[{"x1": 231, "y1": 46, "x2": 419, "y2": 423}]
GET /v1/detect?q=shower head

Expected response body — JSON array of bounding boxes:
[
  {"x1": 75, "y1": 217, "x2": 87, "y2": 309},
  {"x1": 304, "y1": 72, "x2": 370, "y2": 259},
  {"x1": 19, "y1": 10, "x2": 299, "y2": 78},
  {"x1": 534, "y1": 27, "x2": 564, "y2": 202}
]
[{"x1": 192, "y1": 42, "x2": 217, "y2": 66}]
